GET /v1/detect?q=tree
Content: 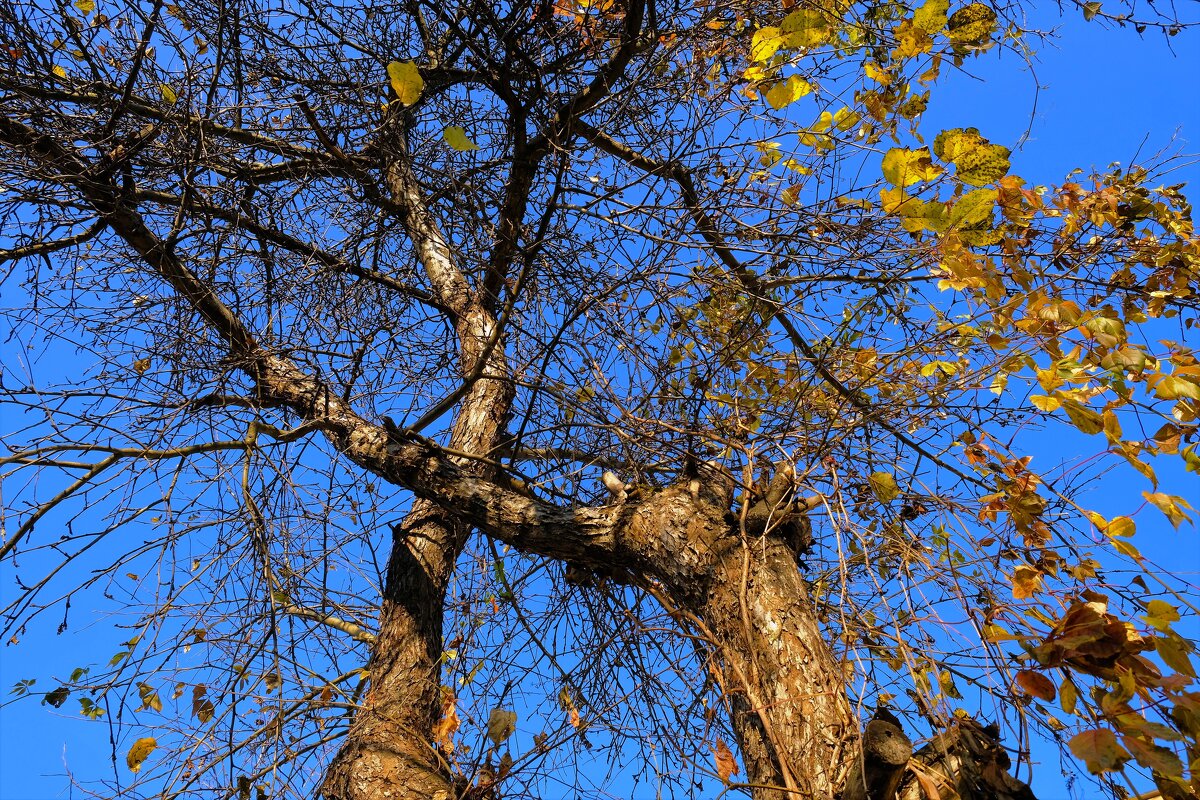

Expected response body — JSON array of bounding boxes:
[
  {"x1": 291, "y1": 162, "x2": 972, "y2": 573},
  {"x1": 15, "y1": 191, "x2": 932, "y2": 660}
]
[{"x1": 2, "y1": 0, "x2": 1198, "y2": 798}]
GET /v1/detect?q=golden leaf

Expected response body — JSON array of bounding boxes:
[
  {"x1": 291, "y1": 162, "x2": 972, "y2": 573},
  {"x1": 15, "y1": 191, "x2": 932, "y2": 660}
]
[
  {"x1": 443, "y1": 126, "x2": 479, "y2": 151},
  {"x1": 386, "y1": 60, "x2": 423, "y2": 106},
  {"x1": 765, "y1": 75, "x2": 813, "y2": 110},
  {"x1": 126, "y1": 737, "x2": 157, "y2": 773}
]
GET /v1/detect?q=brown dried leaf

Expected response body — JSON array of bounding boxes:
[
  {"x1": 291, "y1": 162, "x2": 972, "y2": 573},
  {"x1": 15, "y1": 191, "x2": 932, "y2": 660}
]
[
  {"x1": 1014, "y1": 669, "x2": 1056, "y2": 702},
  {"x1": 433, "y1": 687, "x2": 460, "y2": 751},
  {"x1": 712, "y1": 739, "x2": 739, "y2": 783}
]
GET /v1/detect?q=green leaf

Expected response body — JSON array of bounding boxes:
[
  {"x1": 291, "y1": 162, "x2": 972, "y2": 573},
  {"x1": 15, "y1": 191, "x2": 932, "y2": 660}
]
[
  {"x1": 443, "y1": 126, "x2": 479, "y2": 151},
  {"x1": 43, "y1": 686, "x2": 70, "y2": 707},
  {"x1": 78, "y1": 697, "x2": 105, "y2": 719},
  {"x1": 387, "y1": 60, "x2": 423, "y2": 106}
]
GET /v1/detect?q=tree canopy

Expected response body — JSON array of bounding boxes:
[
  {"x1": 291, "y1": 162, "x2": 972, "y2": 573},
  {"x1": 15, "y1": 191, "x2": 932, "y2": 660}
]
[{"x1": 1, "y1": 1, "x2": 1198, "y2": 799}]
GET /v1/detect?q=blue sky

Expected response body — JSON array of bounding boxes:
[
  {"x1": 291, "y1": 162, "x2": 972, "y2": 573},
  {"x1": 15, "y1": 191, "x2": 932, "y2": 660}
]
[{"x1": 2, "y1": 7, "x2": 1199, "y2": 800}]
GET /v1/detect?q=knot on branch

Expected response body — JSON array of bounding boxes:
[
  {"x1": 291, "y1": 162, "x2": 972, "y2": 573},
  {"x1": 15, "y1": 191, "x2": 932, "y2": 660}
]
[
  {"x1": 742, "y1": 462, "x2": 815, "y2": 561},
  {"x1": 899, "y1": 717, "x2": 1038, "y2": 800}
]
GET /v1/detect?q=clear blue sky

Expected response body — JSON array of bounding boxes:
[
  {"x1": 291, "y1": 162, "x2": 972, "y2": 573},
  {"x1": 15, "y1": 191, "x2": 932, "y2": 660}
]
[{"x1": 2, "y1": 8, "x2": 1198, "y2": 800}]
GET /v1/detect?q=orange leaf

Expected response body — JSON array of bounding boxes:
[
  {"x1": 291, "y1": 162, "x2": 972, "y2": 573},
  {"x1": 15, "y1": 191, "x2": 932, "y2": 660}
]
[
  {"x1": 432, "y1": 686, "x2": 460, "y2": 751},
  {"x1": 1014, "y1": 669, "x2": 1056, "y2": 701},
  {"x1": 909, "y1": 763, "x2": 943, "y2": 799},
  {"x1": 712, "y1": 739, "x2": 739, "y2": 782},
  {"x1": 1068, "y1": 728, "x2": 1131, "y2": 774}
]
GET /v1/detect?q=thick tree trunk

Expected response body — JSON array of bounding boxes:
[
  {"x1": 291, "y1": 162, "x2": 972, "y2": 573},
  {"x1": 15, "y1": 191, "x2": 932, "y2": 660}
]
[
  {"x1": 693, "y1": 533, "x2": 858, "y2": 799},
  {"x1": 319, "y1": 504, "x2": 463, "y2": 800}
]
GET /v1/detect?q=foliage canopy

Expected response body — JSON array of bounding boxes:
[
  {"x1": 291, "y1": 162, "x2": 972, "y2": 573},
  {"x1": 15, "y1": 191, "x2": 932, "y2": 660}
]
[{"x1": 1, "y1": 0, "x2": 1198, "y2": 798}]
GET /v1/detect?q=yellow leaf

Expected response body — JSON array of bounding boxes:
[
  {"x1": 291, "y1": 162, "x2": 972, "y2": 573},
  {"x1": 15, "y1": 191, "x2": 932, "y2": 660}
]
[
  {"x1": 1142, "y1": 492, "x2": 1194, "y2": 529},
  {"x1": 1143, "y1": 600, "x2": 1180, "y2": 631},
  {"x1": 1155, "y1": 634, "x2": 1196, "y2": 677},
  {"x1": 1111, "y1": 538, "x2": 1141, "y2": 559},
  {"x1": 898, "y1": 198, "x2": 950, "y2": 233},
  {"x1": 750, "y1": 26, "x2": 783, "y2": 62},
  {"x1": 1030, "y1": 394, "x2": 1060, "y2": 412},
  {"x1": 863, "y1": 61, "x2": 891, "y2": 85},
  {"x1": 132, "y1": 358, "x2": 151, "y2": 375},
  {"x1": 913, "y1": 0, "x2": 949, "y2": 32},
  {"x1": 780, "y1": 9, "x2": 830, "y2": 48},
  {"x1": 947, "y1": 3, "x2": 998, "y2": 50},
  {"x1": 1151, "y1": 374, "x2": 1200, "y2": 400},
  {"x1": 880, "y1": 186, "x2": 910, "y2": 214},
  {"x1": 832, "y1": 106, "x2": 860, "y2": 131},
  {"x1": 443, "y1": 126, "x2": 479, "y2": 151},
  {"x1": 933, "y1": 128, "x2": 1010, "y2": 186},
  {"x1": 1060, "y1": 677, "x2": 1078, "y2": 715},
  {"x1": 765, "y1": 75, "x2": 814, "y2": 110},
  {"x1": 1104, "y1": 516, "x2": 1135, "y2": 538},
  {"x1": 126, "y1": 737, "x2": 157, "y2": 773},
  {"x1": 159, "y1": 83, "x2": 177, "y2": 104},
  {"x1": 868, "y1": 471, "x2": 900, "y2": 502},
  {"x1": 74, "y1": 0, "x2": 95, "y2": 14},
  {"x1": 1062, "y1": 401, "x2": 1103, "y2": 435},
  {"x1": 386, "y1": 60, "x2": 423, "y2": 106},
  {"x1": 881, "y1": 147, "x2": 940, "y2": 187},
  {"x1": 1010, "y1": 564, "x2": 1042, "y2": 599},
  {"x1": 52, "y1": 65, "x2": 67, "y2": 79},
  {"x1": 947, "y1": 187, "x2": 997, "y2": 229},
  {"x1": 136, "y1": 683, "x2": 162, "y2": 713}
]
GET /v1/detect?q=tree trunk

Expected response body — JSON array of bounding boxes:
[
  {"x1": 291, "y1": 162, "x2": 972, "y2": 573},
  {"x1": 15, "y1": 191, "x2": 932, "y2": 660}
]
[
  {"x1": 321, "y1": 140, "x2": 515, "y2": 798},
  {"x1": 319, "y1": 504, "x2": 463, "y2": 800},
  {"x1": 693, "y1": 533, "x2": 858, "y2": 799}
]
